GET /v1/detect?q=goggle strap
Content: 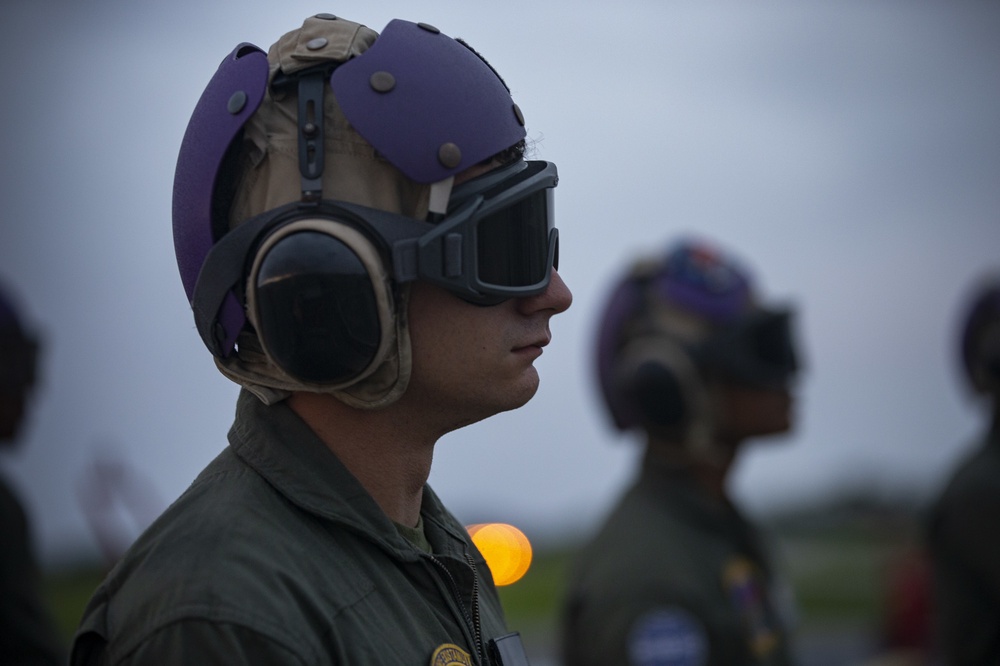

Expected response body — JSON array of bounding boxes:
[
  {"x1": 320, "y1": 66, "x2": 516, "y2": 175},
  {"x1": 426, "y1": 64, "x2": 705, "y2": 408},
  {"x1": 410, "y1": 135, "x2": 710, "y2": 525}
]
[
  {"x1": 392, "y1": 239, "x2": 419, "y2": 283},
  {"x1": 445, "y1": 234, "x2": 463, "y2": 277},
  {"x1": 387, "y1": 234, "x2": 463, "y2": 284}
]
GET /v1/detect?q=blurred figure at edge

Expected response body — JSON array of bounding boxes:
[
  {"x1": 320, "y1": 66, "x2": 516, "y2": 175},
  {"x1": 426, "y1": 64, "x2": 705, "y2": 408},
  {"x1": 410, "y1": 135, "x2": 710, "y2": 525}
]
[
  {"x1": 927, "y1": 273, "x2": 1000, "y2": 665},
  {"x1": 0, "y1": 280, "x2": 64, "y2": 664}
]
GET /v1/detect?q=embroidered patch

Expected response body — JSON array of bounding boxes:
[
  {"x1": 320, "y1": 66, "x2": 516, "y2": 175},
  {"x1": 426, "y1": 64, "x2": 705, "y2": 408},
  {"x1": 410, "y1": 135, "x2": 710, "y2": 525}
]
[
  {"x1": 430, "y1": 643, "x2": 473, "y2": 666},
  {"x1": 722, "y1": 556, "x2": 778, "y2": 657},
  {"x1": 627, "y1": 608, "x2": 708, "y2": 666}
]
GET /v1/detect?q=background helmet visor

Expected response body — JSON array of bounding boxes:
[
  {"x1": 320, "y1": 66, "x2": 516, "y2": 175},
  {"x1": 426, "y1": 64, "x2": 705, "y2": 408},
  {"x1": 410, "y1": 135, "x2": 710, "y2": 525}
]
[{"x1": 700, "y1": 308, "x2": 799, "y2": 388}]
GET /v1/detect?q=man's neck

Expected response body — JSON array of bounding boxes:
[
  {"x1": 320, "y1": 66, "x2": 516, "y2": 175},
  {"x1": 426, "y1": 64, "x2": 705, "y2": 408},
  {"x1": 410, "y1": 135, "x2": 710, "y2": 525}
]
[
  {"x1": 645, "y1": 436, "x2": 740, "y2": 503},
  {"x1": 287, "y1": 391, "x2": 437, "y2": 528}
]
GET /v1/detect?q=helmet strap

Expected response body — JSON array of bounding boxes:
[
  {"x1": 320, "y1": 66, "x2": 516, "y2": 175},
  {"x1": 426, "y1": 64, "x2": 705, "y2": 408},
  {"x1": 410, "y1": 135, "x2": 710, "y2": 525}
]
[{"x1": 297, "y1": 71, "x2": 328, "y2": 202}]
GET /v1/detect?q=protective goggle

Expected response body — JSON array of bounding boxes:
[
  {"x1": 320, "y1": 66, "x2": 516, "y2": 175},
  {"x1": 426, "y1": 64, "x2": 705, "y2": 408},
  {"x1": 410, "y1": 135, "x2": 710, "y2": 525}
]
[
  {"x1": 411, "y1": 159, "x2": 559, "y2": 304},
  {"x1": 0, "y1": 333, "x2": 38, "y2": 392},
  {"x1": 697, "y1": 308, "x2": 799, "y2": 389},
  {"x1": 193, "y1": 159, "x2": 559, "y2": 357}
]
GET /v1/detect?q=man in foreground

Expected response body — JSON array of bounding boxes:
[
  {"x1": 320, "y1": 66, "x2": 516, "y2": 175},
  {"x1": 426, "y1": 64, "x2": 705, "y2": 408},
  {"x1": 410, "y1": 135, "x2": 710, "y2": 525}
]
[{"x1": 72, "y1": 13, "x2": 570, "y2": 665}]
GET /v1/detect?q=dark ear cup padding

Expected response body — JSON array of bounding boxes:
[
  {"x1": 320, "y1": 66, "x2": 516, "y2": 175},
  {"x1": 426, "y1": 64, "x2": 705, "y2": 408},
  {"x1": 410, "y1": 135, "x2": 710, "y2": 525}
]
[
  {"x1": 986, "y1": 356, "x2": 1000, "y2": 382},
  {"x1": 979, "y1": 337, "x2": 1000, "y2": 390},
  {"x1": 254, "y1": 231, "x2": 381, "y2": 383},
  {"x1": 628, "y1": 359, "x2": 688, "y2": 428}
]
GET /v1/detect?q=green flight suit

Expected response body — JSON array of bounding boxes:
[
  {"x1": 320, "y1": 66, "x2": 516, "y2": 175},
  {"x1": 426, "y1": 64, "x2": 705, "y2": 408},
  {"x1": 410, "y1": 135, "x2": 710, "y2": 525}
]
[
  {"x1": 927, "y1": 425, "x2": 1000, "y2": 665},
  {"x1": 560, "y1": 458, "x2": 796, "y2": 666},
  {"x1": 71, "y1": 389, "x2": 510, "y2": 666}
]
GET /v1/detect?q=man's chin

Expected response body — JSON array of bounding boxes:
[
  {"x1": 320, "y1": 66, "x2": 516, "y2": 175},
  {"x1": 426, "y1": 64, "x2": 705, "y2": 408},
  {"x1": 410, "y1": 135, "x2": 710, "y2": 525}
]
[{"x1": 493, "y1": 373, "x2": 541, "y2": 417}]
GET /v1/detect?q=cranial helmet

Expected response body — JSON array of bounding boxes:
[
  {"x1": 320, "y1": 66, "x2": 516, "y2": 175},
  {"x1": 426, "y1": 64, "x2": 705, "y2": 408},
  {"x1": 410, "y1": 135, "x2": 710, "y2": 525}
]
[
  {"x1": 172, "y1": 14, "x2": 559, "y2": 407},
  {"x1": 594, "y1": 239, "x2": 799, "y2": 442},
  {"x1": 958, "y1": 274, "x2": 1000, "y2": 395}
]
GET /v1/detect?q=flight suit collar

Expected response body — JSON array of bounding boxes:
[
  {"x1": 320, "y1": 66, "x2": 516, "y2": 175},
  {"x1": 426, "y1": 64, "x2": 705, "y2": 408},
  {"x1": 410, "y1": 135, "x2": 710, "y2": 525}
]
[
  {"x1": 227, "y1": 389, "x2": 470, "y2": 562},
  {"x1": 637, "y1": 455, "x2": 769, "y2": 567}
]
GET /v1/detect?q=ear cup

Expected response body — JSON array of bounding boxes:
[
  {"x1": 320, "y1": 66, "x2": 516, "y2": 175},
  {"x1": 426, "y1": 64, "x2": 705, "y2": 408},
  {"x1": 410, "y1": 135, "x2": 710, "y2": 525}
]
[
  {"x1": 629, "y1": 359, "x2": 687, "y2": 428},
  {"x1": 614, "y1": 336, "x2": 706, "y2": 434},
  {"x1": 248, "y1": 219, "x2": 395, "y2": 386},
  {"x1": 972, "y1": 321, "x2": 1000, "y2": 392}
]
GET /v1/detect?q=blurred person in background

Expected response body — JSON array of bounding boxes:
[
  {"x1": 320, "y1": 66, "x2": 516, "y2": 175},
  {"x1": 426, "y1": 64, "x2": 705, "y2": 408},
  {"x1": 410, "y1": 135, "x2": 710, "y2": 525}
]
[
  {"x1": 70, "y1": 11, "x2": 570, "y2": 666},
  {"x1": 561, "y1": 238, "x2": 801, "y2": 666},
  {"x1": 926, "y1": 273, "x2": 1000, "y2": 665},
  {"x1": 0, "y1": 280, "x2": 64, "y2": 664}
]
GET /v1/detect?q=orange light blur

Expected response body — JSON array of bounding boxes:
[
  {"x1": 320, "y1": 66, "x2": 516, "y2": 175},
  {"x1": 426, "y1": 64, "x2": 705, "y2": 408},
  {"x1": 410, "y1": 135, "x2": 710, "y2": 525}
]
[{"x1": 466, "y1": 522, "x2": 533, "y2": 586}]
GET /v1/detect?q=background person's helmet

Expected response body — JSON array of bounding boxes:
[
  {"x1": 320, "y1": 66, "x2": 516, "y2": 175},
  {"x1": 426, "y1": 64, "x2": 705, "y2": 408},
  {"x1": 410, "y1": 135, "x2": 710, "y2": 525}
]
[
  {"x1": 594, "y1": 238, "x2": 799, "y2": 442},
  {"x1": 958, "y1": 273, "x2": 1000, "y2": 395},
  {"x1": 171, "y1": 14, "x2": 535, "y2": 408},
  {"x1": 0, "y1": 281, "x2": 38, "y2": 394},
  {"x1": 0, "y1": 280, "x2": 39, "y2": 441}
]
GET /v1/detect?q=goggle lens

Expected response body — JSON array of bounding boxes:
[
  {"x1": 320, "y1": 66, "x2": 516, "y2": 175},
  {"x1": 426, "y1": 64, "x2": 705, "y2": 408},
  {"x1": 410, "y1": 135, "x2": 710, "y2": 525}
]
[
  {"x1": 476, "y1": 188, "x2": 554, "y2": 289},
  {"x1": 705, "y1": 309, "x2": 799, "y2": 388}
]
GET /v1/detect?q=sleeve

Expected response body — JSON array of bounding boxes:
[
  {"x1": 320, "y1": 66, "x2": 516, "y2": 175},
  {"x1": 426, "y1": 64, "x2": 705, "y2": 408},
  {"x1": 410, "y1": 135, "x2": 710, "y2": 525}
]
[
  {"x1": 74, "y1": 620, "x2": 313, "y2": 666},
  {"x1": 942, "y1": 473, "x2": 1000, "y2": 596}
]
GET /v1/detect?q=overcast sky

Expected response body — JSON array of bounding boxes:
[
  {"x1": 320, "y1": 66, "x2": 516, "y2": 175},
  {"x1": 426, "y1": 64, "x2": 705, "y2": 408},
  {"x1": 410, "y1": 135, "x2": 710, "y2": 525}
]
[{"x1": 1, "y1": 1, "x2": 998, "y2": 566}]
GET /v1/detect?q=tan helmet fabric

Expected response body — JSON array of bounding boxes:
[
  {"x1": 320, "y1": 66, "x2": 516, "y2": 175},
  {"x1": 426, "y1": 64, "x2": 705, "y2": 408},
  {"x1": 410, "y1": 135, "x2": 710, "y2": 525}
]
[{"x1": 216, "y1": 14, "x2": 429, "y2": 408}]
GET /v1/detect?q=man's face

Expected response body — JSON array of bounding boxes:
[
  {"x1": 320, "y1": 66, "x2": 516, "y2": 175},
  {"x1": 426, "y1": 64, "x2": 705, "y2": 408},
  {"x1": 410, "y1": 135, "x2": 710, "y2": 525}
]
[
  {"x1": 404, "y1": 270, "x2": 572, "y2": 432},
  {"x1": 713, "y1": 381, "x2": 794, "y2": 441}
]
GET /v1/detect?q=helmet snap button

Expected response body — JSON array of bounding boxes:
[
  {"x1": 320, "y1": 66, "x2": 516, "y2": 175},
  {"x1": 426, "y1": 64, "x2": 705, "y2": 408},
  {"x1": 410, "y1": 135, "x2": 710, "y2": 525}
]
[
  {"x1": 369, "y1": 71, "x2": 396, "y2": 93},
  {"x1": 306, "y1": 37, "x2": 328, "y2": 51},
  {"x1": 417, "y1": 23, "x2": 441, "y2": 34},
  {"x1": 438, "y1": 142, "x2": 462, "y2": 169},
  {"x1": 227, "y1": 91, "x2": 248, "y2": 115},
  {"x1": 512, "y1": 103, "x2": 525, "y2": 127}
]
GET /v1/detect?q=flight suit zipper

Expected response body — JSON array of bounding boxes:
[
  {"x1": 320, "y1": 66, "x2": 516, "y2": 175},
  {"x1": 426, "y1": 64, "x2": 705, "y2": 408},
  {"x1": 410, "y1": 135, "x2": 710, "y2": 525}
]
[{"x1": 428, "y1": 553, "x2": 485, "y2": 665}]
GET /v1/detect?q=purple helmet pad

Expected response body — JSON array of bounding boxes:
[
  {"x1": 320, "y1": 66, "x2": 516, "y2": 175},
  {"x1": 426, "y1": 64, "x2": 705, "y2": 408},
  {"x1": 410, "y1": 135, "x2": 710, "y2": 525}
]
[
  {"x1": 172, "y1": 44, "x2": 268, "y2": 354},
  {"x1": 330, "y1": 20, "x2": 526, "y2": 183},
  {"x1": 654, "y1": 242, "x2": 752, "y2": 323}
]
